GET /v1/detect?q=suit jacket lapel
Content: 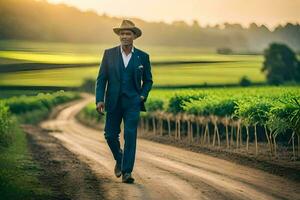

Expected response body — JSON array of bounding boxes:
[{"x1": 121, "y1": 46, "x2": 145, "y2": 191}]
[
  {"x1": 133, "y1": 50, "x2": 143, "y2": 90},
  {"x1": 132, "y1": 50, "x2": 141, "y2": 70},
  {"x1": 115, "y1": 45, "x2": 121, "y2": 80}
]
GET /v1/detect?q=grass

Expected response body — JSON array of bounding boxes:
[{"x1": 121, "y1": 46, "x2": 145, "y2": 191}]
[
  {"x1": 0, "y1": 120, "x2": 52, "y2": 200},
  {"x1": 152, "y1": 61, "x2": 264, "y2": 86}
]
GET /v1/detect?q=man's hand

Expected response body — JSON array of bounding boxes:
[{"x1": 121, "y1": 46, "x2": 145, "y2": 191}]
[
  {"x1": 96, "y1": 101, "x2": 105, "y2": 115},
  {"x1": 140, "y1": 96, "x2": 145, "y2": 102}
]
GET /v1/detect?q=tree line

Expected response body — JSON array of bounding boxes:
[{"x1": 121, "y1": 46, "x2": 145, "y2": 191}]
[{"x1": 0, "y1": 0, "x2": 300, "y2": 52}]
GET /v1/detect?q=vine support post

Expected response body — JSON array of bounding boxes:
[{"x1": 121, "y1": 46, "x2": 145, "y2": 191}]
[
  {"x1": 239, "y1": 122, "x2": 243, "y2": 147},
  {"x1": 196, "y1": 119, "x2": 200, "y2": 143},
  {"x1": 175, "y1": 119, "x2": 178, "y2": 139},
  {"x1": 225, "y1": 117, "x2": 229, "y2": 149},
  {"x1": 187, "y1": 120, "x2": 191, "y2": 143},
  {"x1": 178, "y1": 118, "x2": 181, "y2": 140},
  {"x1": 167, "y1": 117, "x2": 171, "y2": 138},
  {"x1": 264, "y1": 125, "x2": 273, "y2": 157},
  {"x1": 191, "y1": 121, "x2": 194, "y2": 143},
  {"x1": 159, "y1": 117, "x2": 163, "y2": 136},
  {"x1": 212, "y1": 119, "x2": 216, "y2": 147},
  {"x1": 146, "y1": 117, "x2": 149, "y2": 132},
  {"x1": 254, "y1": 124, "x2": 258, "y2": 156},
  {"x1": 236, "y1": 123, "x2": 240, "y2": 149},
  {"x1": 230, "y1": 124, "x2": 234, "y2": 148},
  {"x1": 152, "y1": 115, "x2": 156, "y2": 135},
  {"x1": 246, "y1": 125, "x2": 249, "y2": 152},
  {"x1": 292, "y1": 132, "x2": 296, "y2": 161},
  {"x1": 273, "y1": 134, "x2": 277, "y2": 158}
]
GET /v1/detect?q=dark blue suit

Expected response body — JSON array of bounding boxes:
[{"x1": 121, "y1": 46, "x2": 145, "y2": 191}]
[{"x1": 95, "y1": 45, "x2": 153, "y2": 174}]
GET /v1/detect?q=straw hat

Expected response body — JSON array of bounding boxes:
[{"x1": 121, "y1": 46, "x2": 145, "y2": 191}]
[{"x1": 113, "y1": 19, "x2": 142, "y2": 38}]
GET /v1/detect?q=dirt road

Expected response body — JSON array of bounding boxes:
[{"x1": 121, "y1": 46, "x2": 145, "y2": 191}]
[{"x1": 40, "y1": 94, "x2": 300, "y2": 200}]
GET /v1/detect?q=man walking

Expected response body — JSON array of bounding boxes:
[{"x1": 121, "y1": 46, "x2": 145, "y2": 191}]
[{"x1": 95, "y1": 19, "x2": 153, "y2": 184}]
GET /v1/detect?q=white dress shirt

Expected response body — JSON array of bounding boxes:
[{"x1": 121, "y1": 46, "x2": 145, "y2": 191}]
[{"x1": 120, "y1": 45, "x2": 134, "y2": 68}]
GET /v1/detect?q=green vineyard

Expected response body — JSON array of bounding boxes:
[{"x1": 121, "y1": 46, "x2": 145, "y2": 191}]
[
  {"x1": 81, "y1": 86, "x2": 300, "y2": 160},
  {"x1": 0, "y1": 91, "x2": 80, "y2": 137},
  {"x1": 141, "y1": 87, "x2": 300, "y2": 159}
]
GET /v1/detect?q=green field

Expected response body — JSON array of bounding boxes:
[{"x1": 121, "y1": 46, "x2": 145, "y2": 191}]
[
  {"x1": 0, "y1": 40, "x2": 265, "y2": 87},
  {"x1": 0, "y1": 67, "x2": 98, "y2": 87},
  {"x1": 0, "y1": 40, "x2": 257, "y2": 61},
  {"x1": 0, "y1": 61, "x2": 265, "y2": 87}
]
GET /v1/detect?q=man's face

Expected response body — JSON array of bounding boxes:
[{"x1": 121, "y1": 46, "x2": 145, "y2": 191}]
[{"x1": 119, "y1": 29, "x2": 136, "y2": 46}]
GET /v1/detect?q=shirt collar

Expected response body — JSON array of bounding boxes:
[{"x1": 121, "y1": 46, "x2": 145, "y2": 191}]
[{"x1": 120, "y1": 45, "x2": 134, "y2": 54}]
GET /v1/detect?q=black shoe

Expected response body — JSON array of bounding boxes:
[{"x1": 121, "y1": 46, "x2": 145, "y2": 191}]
[
  {"x1": 122, "y1": 173, "x2": 135, "y2": 184},
  {"x1": 114, "y1": 163, "x2": 122, "y2": 178}
]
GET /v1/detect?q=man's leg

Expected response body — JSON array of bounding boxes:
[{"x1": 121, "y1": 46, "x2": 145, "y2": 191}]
[
  {"x1": 104, "y1": 97, "x2": 123, "y2": 165},
  {"x1": 121, "y1": 95, "x2": 140, "y2": 174}
]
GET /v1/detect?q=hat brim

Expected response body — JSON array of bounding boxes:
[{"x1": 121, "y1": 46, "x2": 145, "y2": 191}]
[{"x1": 113, "y1": 27, "x2": 142, "y2": 38}]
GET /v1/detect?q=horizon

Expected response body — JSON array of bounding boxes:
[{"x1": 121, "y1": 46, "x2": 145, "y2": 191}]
[{"x1": 46, "y1": 0, "x2": 300, "y2": 30}]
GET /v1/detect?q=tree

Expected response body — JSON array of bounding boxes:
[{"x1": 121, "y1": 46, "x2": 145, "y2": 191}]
[
  {"x1": 239, "y1": 76, "x2": 252, "y2": 87},
  {"x1": 262, "y1": 43, "x2": 300, "y2": 84}
]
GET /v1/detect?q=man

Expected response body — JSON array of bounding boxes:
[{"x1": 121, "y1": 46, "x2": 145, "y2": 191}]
[{"x1": 95, "y1": 19, "x2": 153, "y2": 184}]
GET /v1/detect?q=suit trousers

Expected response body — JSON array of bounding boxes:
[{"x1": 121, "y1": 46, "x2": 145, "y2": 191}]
[{"x1": 104, "y1": 93, "x2": 141, "y2": 174}]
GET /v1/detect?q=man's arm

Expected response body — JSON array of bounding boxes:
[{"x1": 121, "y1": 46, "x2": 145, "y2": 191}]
[
  {"x1": 140, "y1": 53, "x2": 153, "y2": 102},
  {"x1": 95, "y1": 50, "x2": 109, "y2": 105}
]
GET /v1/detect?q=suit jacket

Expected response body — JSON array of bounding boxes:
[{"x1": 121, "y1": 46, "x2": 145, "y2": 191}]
[{"x1": 95, "y1": 45, "x2": 153, "y2": 112}]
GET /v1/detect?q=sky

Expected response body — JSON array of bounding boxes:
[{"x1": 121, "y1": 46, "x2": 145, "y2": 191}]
[{"x1": 47, "y1": 0, "x2": 300, "y2": 29}]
